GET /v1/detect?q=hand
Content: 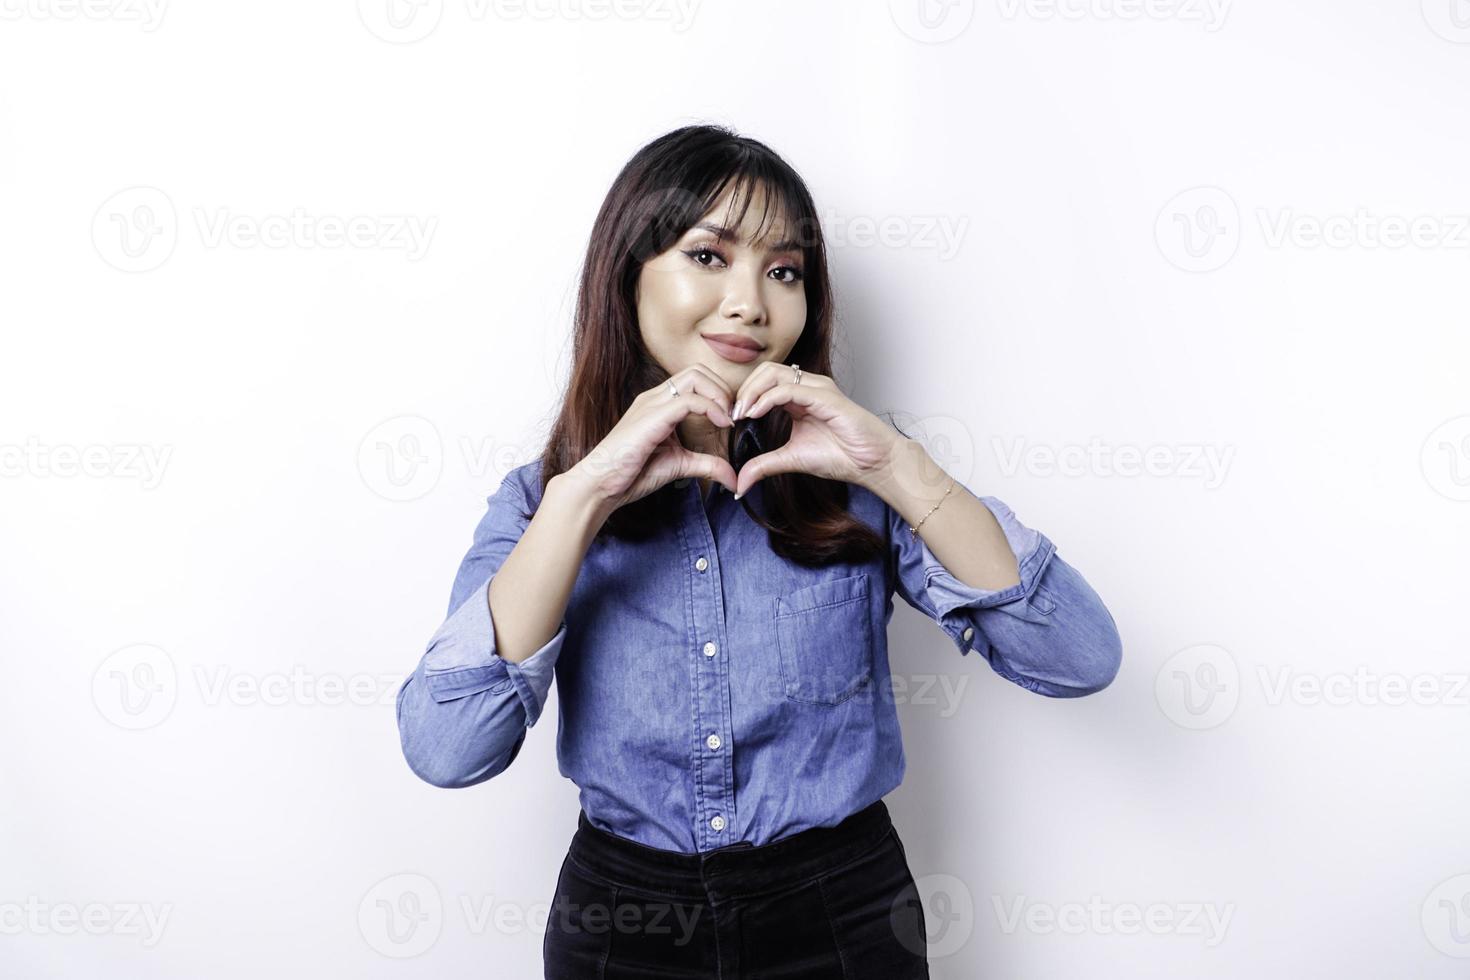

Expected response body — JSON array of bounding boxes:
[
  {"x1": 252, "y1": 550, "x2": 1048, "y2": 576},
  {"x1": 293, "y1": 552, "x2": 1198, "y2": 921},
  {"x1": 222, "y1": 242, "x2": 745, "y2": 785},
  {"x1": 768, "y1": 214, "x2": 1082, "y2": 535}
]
[
  {"x1": 566, "y1": 365, "x2": 739, "y2": 513},
  {"x1": 730, "y1": 363, "x2": 902, "y2": 498}
]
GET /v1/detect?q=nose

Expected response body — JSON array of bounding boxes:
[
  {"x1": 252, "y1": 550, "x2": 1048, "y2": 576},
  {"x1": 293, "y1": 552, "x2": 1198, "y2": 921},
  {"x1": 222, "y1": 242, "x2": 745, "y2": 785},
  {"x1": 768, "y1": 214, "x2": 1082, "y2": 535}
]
[{"x1": 718, "y1": 267, "x2": 767, "y2": 326}]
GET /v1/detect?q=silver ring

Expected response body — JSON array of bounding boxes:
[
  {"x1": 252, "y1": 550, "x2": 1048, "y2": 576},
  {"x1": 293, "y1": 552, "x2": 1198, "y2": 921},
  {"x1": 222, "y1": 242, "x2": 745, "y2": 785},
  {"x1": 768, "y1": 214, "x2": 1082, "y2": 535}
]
[
  {"x1": 790, "y1": 363, "x2": 802, "y2": 385},
  {"x1": 666, "y1": 378, "x2": 680, "y2": 398}
]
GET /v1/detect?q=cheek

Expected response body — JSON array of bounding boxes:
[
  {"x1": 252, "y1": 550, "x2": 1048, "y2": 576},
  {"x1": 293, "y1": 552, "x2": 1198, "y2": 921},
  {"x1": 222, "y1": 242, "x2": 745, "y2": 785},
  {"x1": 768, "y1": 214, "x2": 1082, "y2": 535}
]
[
  {"x1": 640, "y1": 262, "x2": 718, "y2": 326},
  {"x1": 636, "y1": 267, "x2": 710, "y2": 362},
  {"x1": 770, "y1": 290, "x2": 807, "y2": 350}
]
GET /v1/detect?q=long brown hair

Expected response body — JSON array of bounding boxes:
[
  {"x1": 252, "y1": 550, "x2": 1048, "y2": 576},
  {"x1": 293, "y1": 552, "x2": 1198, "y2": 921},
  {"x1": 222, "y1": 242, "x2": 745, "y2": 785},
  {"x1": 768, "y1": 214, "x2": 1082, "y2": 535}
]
[{"x1": 538, "y1": 124, "x2": 884, "y2": 567}]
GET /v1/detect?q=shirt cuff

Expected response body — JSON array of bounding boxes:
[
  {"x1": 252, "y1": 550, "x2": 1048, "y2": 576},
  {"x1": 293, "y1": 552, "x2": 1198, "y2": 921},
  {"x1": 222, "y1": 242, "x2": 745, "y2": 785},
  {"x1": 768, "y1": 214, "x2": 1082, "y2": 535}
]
[
  {"x1": 916, "y1": 495, "x2": 1058, "y2": 654},
  {"x1": 421, "y1": 576, "x2": 566, "y2": 727}
]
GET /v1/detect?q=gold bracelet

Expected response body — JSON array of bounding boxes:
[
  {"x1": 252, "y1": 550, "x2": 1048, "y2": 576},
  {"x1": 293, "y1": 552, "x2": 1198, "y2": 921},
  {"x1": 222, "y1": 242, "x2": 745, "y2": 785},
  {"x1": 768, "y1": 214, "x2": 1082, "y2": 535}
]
[{"x1": 908, "y1": 477, "x2": 956, "y2": 538}]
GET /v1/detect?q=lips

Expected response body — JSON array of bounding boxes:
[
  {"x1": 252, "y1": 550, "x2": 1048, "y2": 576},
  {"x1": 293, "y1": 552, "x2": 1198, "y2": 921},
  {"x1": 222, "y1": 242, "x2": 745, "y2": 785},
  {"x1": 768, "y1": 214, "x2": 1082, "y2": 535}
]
[
  {"x1": 702, "y1": 333, "x2": 763, "y2": 364},
  {"x1": 703, "y1": 333, "x2": 763, "y2": 351}
]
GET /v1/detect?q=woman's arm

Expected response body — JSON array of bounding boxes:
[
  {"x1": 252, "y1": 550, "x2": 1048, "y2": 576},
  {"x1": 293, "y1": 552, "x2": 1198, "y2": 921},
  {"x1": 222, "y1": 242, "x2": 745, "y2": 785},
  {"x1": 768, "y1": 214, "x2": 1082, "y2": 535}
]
[
  {"x1": 864, "y1": 438, "x2": 1123, "y2": 698},
  {"x1": 394, "y1": 467, "x2": 609, "y2": 788},
  {"x1": 489, "y1": 470, "x2": 610, "y2": 664},
  {"x1": 867, "y1": 438, "x2": 1023, "y2": 593}
]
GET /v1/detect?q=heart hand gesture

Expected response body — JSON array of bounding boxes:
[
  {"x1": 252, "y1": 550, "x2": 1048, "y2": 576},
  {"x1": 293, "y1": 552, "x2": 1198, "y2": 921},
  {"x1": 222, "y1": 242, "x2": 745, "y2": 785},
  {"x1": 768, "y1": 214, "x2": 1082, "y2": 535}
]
[{"x1": 731, "y1": 363, "x2": 901, "y2": 498}]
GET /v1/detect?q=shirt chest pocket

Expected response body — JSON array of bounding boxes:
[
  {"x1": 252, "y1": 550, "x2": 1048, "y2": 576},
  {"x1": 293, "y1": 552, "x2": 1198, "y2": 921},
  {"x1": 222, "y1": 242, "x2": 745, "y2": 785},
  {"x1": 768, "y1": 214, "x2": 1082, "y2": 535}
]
[{"x1": 774, "y1": 573, "x2": 874, "y2": 706}]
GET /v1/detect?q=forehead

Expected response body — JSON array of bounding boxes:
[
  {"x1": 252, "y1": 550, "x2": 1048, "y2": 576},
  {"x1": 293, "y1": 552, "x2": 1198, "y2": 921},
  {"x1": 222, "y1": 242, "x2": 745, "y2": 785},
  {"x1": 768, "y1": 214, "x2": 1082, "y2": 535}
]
[{"x1": 697, "y1": 181, "x2": 797, "y2": 248}]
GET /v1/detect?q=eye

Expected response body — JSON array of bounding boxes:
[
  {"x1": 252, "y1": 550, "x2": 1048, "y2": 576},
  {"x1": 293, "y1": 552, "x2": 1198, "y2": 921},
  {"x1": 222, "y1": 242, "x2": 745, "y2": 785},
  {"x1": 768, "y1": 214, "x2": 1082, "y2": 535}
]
[
  {"x1": 683, "y1": 245, "x2": 727, "y2": 268},
  {"x1": 683, "y1": 241, "x2": 804, "y2": 285}
]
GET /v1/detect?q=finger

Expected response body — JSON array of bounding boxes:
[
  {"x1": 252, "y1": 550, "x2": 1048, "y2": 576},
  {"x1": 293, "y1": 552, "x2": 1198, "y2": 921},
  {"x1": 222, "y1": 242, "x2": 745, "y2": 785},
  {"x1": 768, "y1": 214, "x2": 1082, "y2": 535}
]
[
  {"x1": 677, "y1": 364, "x2": 737, "y2": 414},
  {"x1": 679, "y1": 450, "x2": 740, "y2": 495},
  {"x1": 682, "y1": 365, "x2": 740, "y2": 417},
  {"x1": 733, "y1": 362, "x2": 784, "y2": 420},
  {"x1": 733, "y1": 447, "x2": 801, "y2": 498},
  {"x1": 652, "y1": 445, "x2": 739, "y2": 495},
  {"x1": 662, "y1": 367, "x2": 735, "y2": 417},
  {"x1": 735, "y1": 364, "x2": 832, "y2": 419},
  {"x1": 655, "y1": 389, "x2": 733, "y2": 429},
  {"x1": 743, "y1": 382, "x2": 838, "y2": 423},
  {"x1": 639, "y1": 368, "x2": 724, "y2": 411}
]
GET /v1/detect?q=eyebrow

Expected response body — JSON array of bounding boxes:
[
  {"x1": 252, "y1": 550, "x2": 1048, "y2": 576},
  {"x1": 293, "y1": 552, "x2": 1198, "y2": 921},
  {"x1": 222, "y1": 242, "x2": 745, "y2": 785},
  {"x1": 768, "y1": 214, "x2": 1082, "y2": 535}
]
[{"x1": 692, "y1": 222, "x2": 804, "y2": 255}]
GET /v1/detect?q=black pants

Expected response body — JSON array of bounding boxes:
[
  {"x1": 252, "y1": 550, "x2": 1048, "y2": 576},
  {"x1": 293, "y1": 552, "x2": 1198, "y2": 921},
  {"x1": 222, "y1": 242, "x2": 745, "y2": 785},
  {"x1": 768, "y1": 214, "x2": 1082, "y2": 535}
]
[{"x1": 543, "y1": 799, "x2": 929, "y2": 979}]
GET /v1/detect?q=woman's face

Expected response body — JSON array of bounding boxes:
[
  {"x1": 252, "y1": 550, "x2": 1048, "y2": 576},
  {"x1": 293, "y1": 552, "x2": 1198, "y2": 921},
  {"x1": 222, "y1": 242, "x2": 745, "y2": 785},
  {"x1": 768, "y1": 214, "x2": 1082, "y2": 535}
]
[{"x1": 635, "y1": 183, "x2": 808, "y2": 393}]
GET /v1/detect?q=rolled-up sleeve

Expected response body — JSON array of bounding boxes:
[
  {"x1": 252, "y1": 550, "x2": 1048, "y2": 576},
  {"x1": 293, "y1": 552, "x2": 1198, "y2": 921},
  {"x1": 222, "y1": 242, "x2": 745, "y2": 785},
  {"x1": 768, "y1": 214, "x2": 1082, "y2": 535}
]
[
  {"x1": 887, "y1": 487, "x2": 1121, "y2": 698},
  {"x1": 395, "y1": 468, "x2": 567, "y2": 788}
]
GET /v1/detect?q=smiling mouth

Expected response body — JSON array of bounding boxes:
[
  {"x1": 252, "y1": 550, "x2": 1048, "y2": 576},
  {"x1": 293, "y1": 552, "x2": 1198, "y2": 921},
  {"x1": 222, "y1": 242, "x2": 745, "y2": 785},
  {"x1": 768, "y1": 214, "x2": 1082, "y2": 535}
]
[{"x1": 702, "y1": 334, "x2": 763, "y2": 363}]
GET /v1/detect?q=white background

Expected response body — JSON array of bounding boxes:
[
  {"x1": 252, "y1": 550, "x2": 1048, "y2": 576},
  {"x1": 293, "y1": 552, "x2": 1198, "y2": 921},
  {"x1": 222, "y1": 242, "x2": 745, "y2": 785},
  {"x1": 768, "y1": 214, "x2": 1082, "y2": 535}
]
[{"x1": 3, "y1": 0, "x2": 1469, "y2": 976}]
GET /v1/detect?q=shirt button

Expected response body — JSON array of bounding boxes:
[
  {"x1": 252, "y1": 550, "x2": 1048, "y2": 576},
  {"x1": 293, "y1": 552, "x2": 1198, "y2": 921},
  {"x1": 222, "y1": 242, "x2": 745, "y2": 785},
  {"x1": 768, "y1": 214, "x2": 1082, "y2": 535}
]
[
  {"x1": 710, "y1": 815, "x2": 725, "y2": 831},
  {"x1": 695, "y1": 556, "x2": 709, "y2": 572},
  {"x1": 703, "y1": 641, "x2": 717, "y2": 657},
  {"x1": 962, "y1": 626, "x2": 975, "y2": 642},
  {"x1": 706, "y1": 733, "x2": 721, "y2": 750}
]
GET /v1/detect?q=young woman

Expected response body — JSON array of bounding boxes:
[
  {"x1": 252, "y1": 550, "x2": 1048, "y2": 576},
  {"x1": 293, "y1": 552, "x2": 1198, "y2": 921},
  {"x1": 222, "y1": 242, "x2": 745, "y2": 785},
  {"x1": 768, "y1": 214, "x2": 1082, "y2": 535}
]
[{"x1": 395, "y1": 124, "x2": 1122, "y2": 979}]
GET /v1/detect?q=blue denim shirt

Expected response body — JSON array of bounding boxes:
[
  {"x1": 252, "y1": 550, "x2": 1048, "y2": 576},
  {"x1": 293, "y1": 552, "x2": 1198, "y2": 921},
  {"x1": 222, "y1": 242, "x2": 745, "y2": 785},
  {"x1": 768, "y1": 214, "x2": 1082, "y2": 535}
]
[{"x1": 395, "y1": 459, "x2": 1121, "y2": 853}]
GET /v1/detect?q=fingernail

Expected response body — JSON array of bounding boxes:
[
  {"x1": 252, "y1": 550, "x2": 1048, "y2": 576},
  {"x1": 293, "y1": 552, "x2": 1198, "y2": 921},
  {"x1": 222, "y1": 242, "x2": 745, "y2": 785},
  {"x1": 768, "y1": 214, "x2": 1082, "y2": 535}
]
[
  {"x1": 733, "y1": 491, "x2": 743, "y2": 500},
  {"x1": 732, "y1": 400, "x2": 743, "y2": 420}
]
